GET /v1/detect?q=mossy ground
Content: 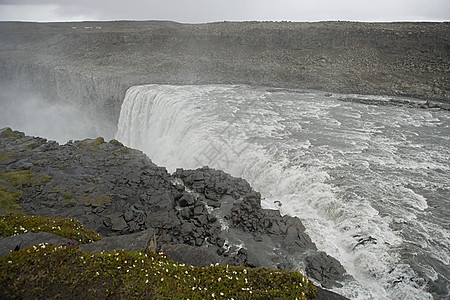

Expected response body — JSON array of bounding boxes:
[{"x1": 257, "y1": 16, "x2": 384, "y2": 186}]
[
  {"x1": 76, "y1": 137, "x2": 105, "y2": 151},
  {"x1": 0, "y1": 128, "x2": 23, "y2": 140},
  {"x1": 0, "y1": 246, "x2": 316, "y2": 299},
  {"x1": 0, "y1": 215, "x2": 102, "y2": 244},
  {"x1": 0, "y1": 169, "x2": 52, "y2": 215},
  {"x1": 0, "y1": 215, "x2": 316, "y2": 299},
  {"x1": 0, "y1": 150, "x2": 16, "y2": 162},
  {"x1": 0, "y1": 184, "x2": 23, "y2": 215}
]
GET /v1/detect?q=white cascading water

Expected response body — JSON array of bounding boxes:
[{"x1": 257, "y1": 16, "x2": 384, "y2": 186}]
[{"x1": 116, "y1": 84, "x2": 450, "y2": 300}]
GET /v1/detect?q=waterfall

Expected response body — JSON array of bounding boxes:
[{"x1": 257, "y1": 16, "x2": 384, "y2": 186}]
[{"x1": 116, "y1": 84, "x2": 448, "y2": 300}]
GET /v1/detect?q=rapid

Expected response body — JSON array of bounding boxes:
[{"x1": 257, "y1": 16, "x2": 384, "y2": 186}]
[{"x1": 116, "y1": 84, "x2": 449, "y2": 299}]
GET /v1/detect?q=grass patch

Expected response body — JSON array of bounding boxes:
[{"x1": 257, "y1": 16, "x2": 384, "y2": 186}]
[
  {"x1": 0, "y1": 170, "x2": 51, "y2": 187},
  {"x1": 76, "y1": 137, "x2": 105, "y2": 151},
  {"x1": 0, "y1": 215, "x2": 102, "y2": 244},
  {"x1": 0, "y1": 170, "x2": 52, "y2": 214},
  {"x1": 110, "y1": 138, "x2": 131, "y2": 154},
  {"x1": 109, "y1": 139, "x2": 124, "y2": 147},
  {"x1": 0, "y1": 247, "x2": 316, "y2": 299},
  {"x1": 0, "y1": 151, "x2": 16, "y2": 162},
  {"x1": 0, "y1": 170, "x2": 34, "y2": 187},
  {"x1": 0, "y1": 184, "x2": 23, "y2": 215}
]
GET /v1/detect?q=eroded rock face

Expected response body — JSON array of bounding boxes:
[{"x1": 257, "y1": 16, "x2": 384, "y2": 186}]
[
  {"x1": 0, "y1": 21, "x2": 448, "y2": 135},
  {"x1": 0, "y1": 128, "x2": 346, "y2": 288}
]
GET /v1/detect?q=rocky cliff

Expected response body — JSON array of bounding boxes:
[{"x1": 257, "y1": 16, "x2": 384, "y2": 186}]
[
  {"x1": 0, "y1": 21, "x2": 449, "y2": 134},
  {"x1": 0, "y1": 128, "x2": 348, "y2": 298}
]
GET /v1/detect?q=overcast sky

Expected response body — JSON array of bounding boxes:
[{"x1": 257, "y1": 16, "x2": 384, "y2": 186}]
[{"x1": 0, "y1": 0, "x2": 448, "y2": 23}]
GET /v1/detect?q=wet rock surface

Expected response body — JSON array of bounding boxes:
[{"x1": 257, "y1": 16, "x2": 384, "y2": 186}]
[{"x1": 1, "y1": 128, "x2": 348, "y2": 297}]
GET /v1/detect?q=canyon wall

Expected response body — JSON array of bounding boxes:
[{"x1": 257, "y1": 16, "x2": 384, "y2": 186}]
[{"x1": 0, "y1": 21, "x2": 448, "y2": 130}]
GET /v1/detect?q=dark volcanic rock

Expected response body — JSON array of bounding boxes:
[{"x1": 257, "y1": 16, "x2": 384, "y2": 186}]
[
  {"x1": 0, "y1": 129, "x2": 347, "y2": 291},
  {"x1": 0, "y1": 232, "x2": 77, "y2": 257},
  {"x1": 315, "y1": 287, "x2": 350, "y2": 300},
  {"x1": 306, "y1": 252, "x2": 346, "y2": 289}
]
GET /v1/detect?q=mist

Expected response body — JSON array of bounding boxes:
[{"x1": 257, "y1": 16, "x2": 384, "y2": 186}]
[{"x1": 0, "y1": 90, "x2": 101, "y2": 144}]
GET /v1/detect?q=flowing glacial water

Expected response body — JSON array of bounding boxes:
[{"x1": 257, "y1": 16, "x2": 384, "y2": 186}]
[{"x1": 116, "y1": 84, "x2": 449, "y2": 300}]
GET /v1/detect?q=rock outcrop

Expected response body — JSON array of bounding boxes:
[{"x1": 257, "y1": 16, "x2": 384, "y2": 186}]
[
  {"x1": 0, "y1": 232, "x2": 77, "y2": 257},
  {"x1": 0, "y1": 127, "x2": 347, "y2": 292}
]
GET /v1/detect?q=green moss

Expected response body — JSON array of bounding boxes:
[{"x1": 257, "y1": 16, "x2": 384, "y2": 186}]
[
  {"x1": 62, "y1": 193, "x2": 74, "y2": 200},
  {"x1": 0, "y1": 170, "x2": 34, "y2": 187},
  {"x1": 92, "y1": 137, "x2": 105, "y2": 147},
  {"x1": 0, "y1": 215, "x2": 102, "y2": 243},
  {"x1": 109, "y1": 139, "x2": 124, "y2": 147},
  {"x1": 76, "y1": 137, "x2": 105, "y2": 151},
  {"x1": 24, "y1": 142, "x2": 41, "y2": 150},
  {"x1": 0, "y1": 248, "x2": 316, "y2": 299},
  {"x1": 0, "y1": 170, "x2": 51, "y2": 187},
  {"x1": 109, "y1": 138, "x2": 131, "y2": 154},
  {"x1": 0, "y1": 184, "x2": 24, "y2": 215},
  {"x1": 119, "y1": 147, "x2": 131, "y2": 154},
  {"x1": 0, "y1": 151, "x2": 16, "y2": 162},
  {"x1": 81, "y1": 193, "x2": 111, "y2": 206},
  {"x1": 76, "y1": 140, "x2": 89, "y2": 150},
  {"x1": 0, "y1": 128, "x2": 23, "y2": 140},
  {"x1": 0, "y1": 170, "x2": 52, "y2": 214}
]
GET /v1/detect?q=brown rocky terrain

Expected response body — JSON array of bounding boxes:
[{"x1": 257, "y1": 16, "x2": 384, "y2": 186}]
[{"x1": 0, "y1": 21, "x2": 449, "y2": 134}]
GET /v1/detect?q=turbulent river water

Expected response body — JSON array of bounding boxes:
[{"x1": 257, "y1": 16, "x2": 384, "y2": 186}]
[{"x1": 115, "y1": 84, "x2": 449, "y2": 300}]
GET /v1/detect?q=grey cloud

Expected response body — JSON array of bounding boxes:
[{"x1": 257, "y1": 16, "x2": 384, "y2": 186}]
[{"x1": 0, "y1": 0, "x2": 448, "y2": 22}]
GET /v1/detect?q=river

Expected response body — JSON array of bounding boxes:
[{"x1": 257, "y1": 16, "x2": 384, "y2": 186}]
[{"x1": 115, "y1": 84, "x2": 449, "y2": 300}]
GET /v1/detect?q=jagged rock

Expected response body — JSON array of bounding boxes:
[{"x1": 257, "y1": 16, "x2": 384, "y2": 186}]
[
  {"x1": 0, "y1": 232, "x2": 77, "y2": 257},
  {"x1": 110, "y1": 215, "x2": 128, "y2": 232},
  {"x1": 177, "y1": 192, "x2": 195, "y2": 207},
  {"x1": 306, "y1": 252, "x2": 346, "y2": 289}
]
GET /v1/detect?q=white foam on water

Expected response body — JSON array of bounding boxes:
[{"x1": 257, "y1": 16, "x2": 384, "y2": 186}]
[{"x1": 116, "y1": 84, "x2": 449, "y2": 299}]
